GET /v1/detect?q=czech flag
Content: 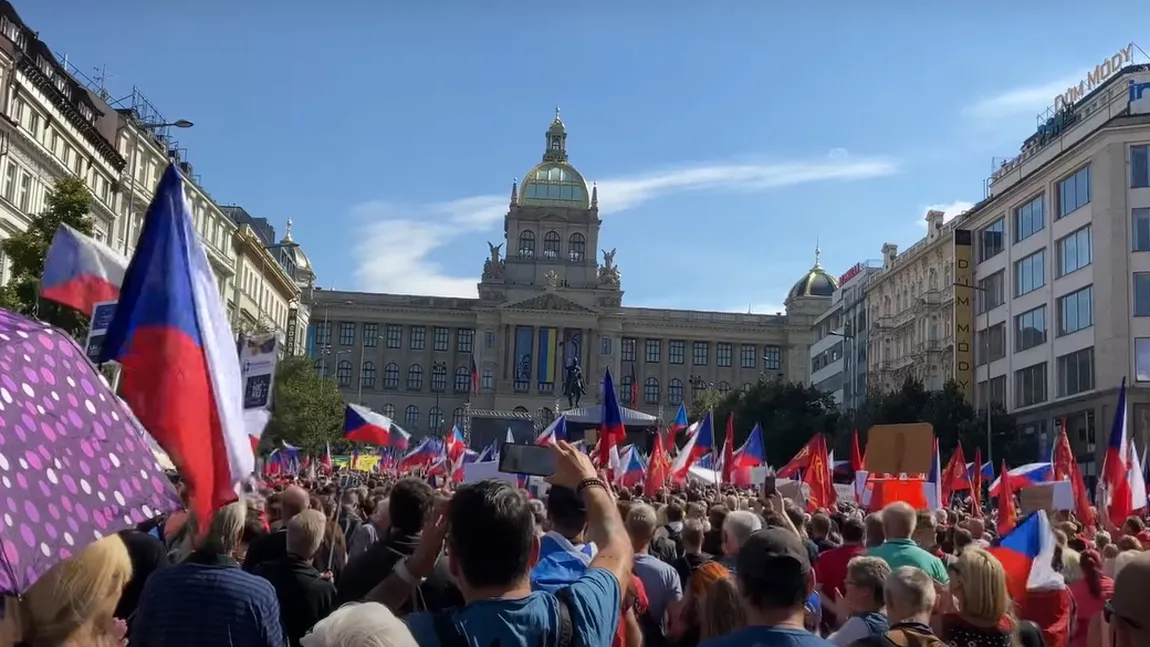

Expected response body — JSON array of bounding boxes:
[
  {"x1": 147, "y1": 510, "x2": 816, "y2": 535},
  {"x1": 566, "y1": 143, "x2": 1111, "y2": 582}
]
[
  {"x1": 669, "y1": 405, "x2": 688, "y2": 435},
  {"x1": 989, "y1": 511, "x2": 1063, "y2": 602},
  {"x1": 1101, "y1": 378, "x2": 1135, "y2": 526},
  {"x1": 988, "y1": 462, "x2": 1053, "y2": 497},
  {"x1": 670, "y1": 412, "x2": 714, "y2": 477},
  {"x1": 399, "y1": 437, "x2": 443, "y2": 470},
  {"x1": 598, "y1": 367, "x2": 627, "y2": 466},
  {"x1": 344, "y1": 403, "x2": 407, "y2": 447},
  {"x1": 470, "y1": 355, "x2": 480, "y2": 395},
  {"x1": 734, "y1": 423, "x2": 766, "y2": 467},
  {"x1": 40, "y1": 223, "x2": 128, "y2": 314},
  {"x1": 100, "y1": 164, "x2": 251, "y2": 531},
  {"x1": 535, "y1": 415, "x2": 569, "y2": 445}
]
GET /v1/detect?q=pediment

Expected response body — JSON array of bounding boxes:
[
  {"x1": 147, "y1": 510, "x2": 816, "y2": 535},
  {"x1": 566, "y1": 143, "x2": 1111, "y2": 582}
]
[{"x1": 501, "y1": 291, "x2": 597, "y2": 314}]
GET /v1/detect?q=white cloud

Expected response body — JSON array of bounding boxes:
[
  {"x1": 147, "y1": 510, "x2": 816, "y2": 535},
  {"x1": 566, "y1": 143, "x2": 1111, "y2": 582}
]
[
  {"x1": 351, "y1": 153, "x2": 899, "y2": 298},
  {"x1": 964, "y1": 75, "x2": 1079, "y2": 123},
  {"x1": 917, "y1": 201, "x2": 975, "y2": 228}
]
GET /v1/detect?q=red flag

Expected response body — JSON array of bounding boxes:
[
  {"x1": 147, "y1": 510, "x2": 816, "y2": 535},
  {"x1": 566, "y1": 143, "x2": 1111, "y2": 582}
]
[
  {"x1": 778, "y1": 437, "x2": 816, "y2": 478},
  {"x1": 997, "y1": 459, "x2": 1018, "y2": 535},
  {"x1": 850, "y1": 429, "x2": 864, "y2": 473},
  {"x1": 970, "y1": 447, "x2": 983, "y2": 518},
  {"x1": 645, "y1": 431, "x2": 670, "y2": 494},
  {"x1": 1052, "y1": 417, "x2": 1095, "y2": 531},
  {"x1": 722, "y1": 414, "x2": 736, "y2": 484},
  {"x1": 802, "y1": 435, "x2": 837, "y2": 511},
  {"x1": 941, "y1": 444, "x2": 969, "y2": 503},
  {"x1": 628, "y1": 362, "x2": 639, "y2": 407}
]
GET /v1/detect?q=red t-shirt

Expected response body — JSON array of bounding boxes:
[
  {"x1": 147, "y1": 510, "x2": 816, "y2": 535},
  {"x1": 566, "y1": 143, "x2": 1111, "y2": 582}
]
[
  {"x1": 814, "y1": 544, "x2": 865, "y2": 596},
  {"x1": 613, "y1": 574, "x2": 648, "y2": 647}
]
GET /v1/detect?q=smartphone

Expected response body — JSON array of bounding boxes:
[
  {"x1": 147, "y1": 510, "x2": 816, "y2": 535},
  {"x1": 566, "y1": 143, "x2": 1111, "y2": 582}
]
[
  {"x1": 499, "y1": 442, "x2": 557, "y2": 477},
  {"x1": 763, "y1": 474, "x2": 777, "y2": 496}
]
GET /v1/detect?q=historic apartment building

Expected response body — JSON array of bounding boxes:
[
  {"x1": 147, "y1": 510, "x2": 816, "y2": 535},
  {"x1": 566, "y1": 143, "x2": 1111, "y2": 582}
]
[{"x1": 310, "y1": 112, "x2": 833, "y2": 441}]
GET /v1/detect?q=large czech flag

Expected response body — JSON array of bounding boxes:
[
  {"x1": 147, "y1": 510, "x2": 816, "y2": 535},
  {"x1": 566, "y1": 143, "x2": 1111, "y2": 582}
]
[
  {"x1": 344, "y1": 403, "x2": 407, "y2": 447},
  {"x1": 41, "y1": 223, "x2": 128, "y2": 314},
  {"x1": 100, "y1": 164, "x2": 251, "y2": 530}
]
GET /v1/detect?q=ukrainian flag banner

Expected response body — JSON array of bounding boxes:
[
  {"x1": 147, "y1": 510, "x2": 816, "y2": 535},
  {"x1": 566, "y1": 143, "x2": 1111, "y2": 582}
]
[{"x1": 538, "y1": 327, "x2": 558, "y2": 385}]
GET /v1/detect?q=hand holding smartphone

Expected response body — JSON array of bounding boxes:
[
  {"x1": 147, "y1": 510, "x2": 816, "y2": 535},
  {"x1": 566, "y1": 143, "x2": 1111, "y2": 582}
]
[{"x1": 498, "y1": 442, "x2": 557, "y2": 477}]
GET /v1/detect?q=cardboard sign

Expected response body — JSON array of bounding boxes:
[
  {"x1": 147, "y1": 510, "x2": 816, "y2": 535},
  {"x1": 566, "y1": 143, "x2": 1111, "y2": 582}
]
[
  {"x1": 1020, "y1": 484, "x2": 1056, "y2": 514},
  {"x1": 864, "y1": 423, "x2": 934, "y2": 475}
]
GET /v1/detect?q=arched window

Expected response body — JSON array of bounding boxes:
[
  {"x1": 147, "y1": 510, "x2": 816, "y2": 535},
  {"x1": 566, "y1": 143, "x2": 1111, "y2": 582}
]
[
  {"x1": 568, "y1": 233, "x2": 585, "y2": 262},
  {"x1": 541, "y1": 407, "x2": 555, "y2": 424},
  {"x1": 718, "y1": 381, "x2": 731, "y2": 394},
  {"x1": 668, "y1": 378, "x2": 684, "y2": 405},
  {"x1": 431, "y1": 364, "x2": 448, "y2": 393},
  {"x1": 453, "y1": 407, "x2": 466, "y2": 428},
  {"x1": 313, "y1": 359, "x2": 327, "y2": 376},
  {"x1": 406, "y1": 364, "x2": 423, "y2": 390},
  {"x1": 644, "y1": 377, "x2": 660, "y2": 404},
  {"x1": 454, "y1": 366, "x2": 471, "y2": 393},
  {"x1": 428, "y1": 406, "x2": 443, "y2": 433},
  {"x1": 404, "y1": 405, "x2": 419, "y2": 430},
  {"x1": 518, "y1": 231, "x2": 536, "y2": 259},
  {"x1": 619, "y1": 375, "x2": 634, "y2": 406},
  {"x1": 382, "y1": 403, "x2": 395, "y2": 419},
  {"x1": 543, "y1": 231, "x2": 561, "y2": 259},
  {"x1": 383, "y1": 363, "x2": 400, "y2": 389},
  {"x1": 513, "y1": 406, "x2": 529, "y2": 414},
  {"x1": 337, "y1": 360, "x2": 353, "y2": 386},
  {"x1": 743, "y1": 382, "x2": 754, "y2": 393},
  {"x1": 361, "y1": 361, "x2": 376, "y2": 389}
]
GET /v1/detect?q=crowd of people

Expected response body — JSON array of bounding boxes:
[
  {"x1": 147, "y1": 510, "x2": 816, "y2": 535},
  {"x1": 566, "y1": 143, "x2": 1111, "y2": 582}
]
[{"x1": 3, "y1": 440, "x2": 1150, "y2": 647}]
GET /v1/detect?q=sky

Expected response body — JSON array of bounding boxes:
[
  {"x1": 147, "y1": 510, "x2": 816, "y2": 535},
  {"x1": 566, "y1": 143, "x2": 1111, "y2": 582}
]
[{"x1": 23, "y1": 2, "x2": 1150, "y2": 314}]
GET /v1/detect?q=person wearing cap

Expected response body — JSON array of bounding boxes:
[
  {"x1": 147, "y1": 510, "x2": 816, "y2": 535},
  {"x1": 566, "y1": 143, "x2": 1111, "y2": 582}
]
[
  {"x1": 1088, "y1": 551, "x2": 1150, "y2": 647},
  {"x1": 700, "y1": 528, "x2": 834, "y2": 646}
]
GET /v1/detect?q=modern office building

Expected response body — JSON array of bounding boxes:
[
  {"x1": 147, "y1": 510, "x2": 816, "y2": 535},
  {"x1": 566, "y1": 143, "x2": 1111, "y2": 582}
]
[
  {"x1": 310, "y1": 112, "x2": 833, "y2": 443},
  {"x1": 809, "y1": 261, "x2": 880, "y2": 408}
]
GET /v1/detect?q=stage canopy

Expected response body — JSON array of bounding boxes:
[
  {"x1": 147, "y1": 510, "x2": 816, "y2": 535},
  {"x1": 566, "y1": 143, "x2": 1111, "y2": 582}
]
[{"x1": 560, "y1": 406, "x2": 658, "y2": 425}]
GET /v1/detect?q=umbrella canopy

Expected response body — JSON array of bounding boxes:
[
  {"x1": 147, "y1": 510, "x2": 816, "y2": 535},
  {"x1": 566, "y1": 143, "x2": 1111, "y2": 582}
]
[
  {"x1": 560, "y1": 405, "x2": 658, "y2": 425},
  {"x1": 0, "y1": 309, "x2": 182, "y2": 595}
]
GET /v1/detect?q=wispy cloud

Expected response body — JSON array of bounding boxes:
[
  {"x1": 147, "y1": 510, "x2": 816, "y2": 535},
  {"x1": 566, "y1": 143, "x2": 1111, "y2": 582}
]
[
  {"x1": 964, "y1": 75, "x2": 1078, "y2": 123},
  {"x1": 916, "y1": 201, "x2": 975, "y2": 228},
  {"x1": 351, "y1": 152, "x2": 899, "y2": 298}
]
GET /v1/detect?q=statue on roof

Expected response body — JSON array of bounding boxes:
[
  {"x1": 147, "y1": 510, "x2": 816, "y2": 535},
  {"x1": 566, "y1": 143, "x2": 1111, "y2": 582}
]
[
  {"x1": 598, "y1": 247, "x2": 621, "y2": 288},
  {"x1": 482, "y1": 241, "x2": 505, "y2": 281}
]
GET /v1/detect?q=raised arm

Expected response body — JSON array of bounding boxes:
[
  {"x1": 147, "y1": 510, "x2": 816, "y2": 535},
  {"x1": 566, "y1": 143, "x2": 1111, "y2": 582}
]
[{"x1": 551, "y1": 441, "x2": 633, "y2": 586}]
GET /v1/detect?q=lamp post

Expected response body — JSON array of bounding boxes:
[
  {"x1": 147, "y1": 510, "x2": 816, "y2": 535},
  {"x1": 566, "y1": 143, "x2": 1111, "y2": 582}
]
[
  {"x1": 953, "y1": 281, "x2": 994, "y2": 466},
  {"x1": 122, "y1": 119, "x2": 194, "y2": 256},
  {"x1": 432, "y1": 360, "x2": 447, "y2": 434}
]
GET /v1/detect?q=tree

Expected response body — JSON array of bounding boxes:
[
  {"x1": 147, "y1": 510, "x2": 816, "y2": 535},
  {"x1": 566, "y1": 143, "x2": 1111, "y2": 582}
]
[
  {"x1": 0, "y1": 177, "x2": 95, "y2": 336},
  {"x1": 851, "y1": 378, "x2": 1028, "y2": 466},
  {"x1": 687, "y1": 377, "x2": 843, "y2": 466},
  {"x1": 262, "y1": 356, "x2": 345, "y2": 454}
]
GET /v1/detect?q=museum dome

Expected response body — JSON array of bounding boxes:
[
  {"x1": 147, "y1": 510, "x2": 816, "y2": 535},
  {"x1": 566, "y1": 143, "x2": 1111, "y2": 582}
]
[
  {"x1": 517, "y1": 109, "x2": 592, "y2": 209},
  {"x1": 788, "y1": 245, "x2": 838, "y2": 300}
]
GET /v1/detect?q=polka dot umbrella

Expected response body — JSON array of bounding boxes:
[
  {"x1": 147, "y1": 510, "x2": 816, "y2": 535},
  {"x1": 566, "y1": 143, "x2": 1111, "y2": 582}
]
[{"x1": 0, "y1": 308, "x2": 182, "y2": 595}]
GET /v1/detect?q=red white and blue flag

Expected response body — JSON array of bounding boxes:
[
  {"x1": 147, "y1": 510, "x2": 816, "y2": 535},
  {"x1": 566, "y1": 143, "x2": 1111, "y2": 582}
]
[
  {"x1": 1101, "y1": 378, "x2": 1136, "y2": 525},
  {"x1": 670, "y1": 412, "x2": 714, "y2": 477},
  {"x1": 598, "y1": 367, "x2": 627, "y2": 466},
  {"x1": 100, "y1": 164, "x2": 251, "y2": 529},
  {"x1": 734, "y1": 422, "x2": 766, "y2": 468},
  {"x1": 535, "y1": 415, "x2": 569, "y2": 446},
  {"x1": 41, "y1": 223, "x2": 128, "y2": 314},
  {"x1": 344, "y1": 403, "x2": 408, "y2": 448}
]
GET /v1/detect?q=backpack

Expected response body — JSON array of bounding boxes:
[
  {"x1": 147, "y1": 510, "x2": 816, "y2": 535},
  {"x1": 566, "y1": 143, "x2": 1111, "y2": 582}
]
[
  {"x1": 432, "y1": 587, "x2": 575, "y2": 647},
  {"x1": 850, "y1": 621, "x2": 950, "y2": 647},
  {"x1": 663, "y1": 524, "x2": 684, "y2": 557}
]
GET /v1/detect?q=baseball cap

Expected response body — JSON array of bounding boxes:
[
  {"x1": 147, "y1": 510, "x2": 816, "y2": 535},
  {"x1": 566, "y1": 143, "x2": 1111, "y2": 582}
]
[
  {"x1": 1111, "y1": 552, "x2": 1150, "y2": 625},
  {"x1": 736, "y1": 528, "x2": 812, "y2": 608}
]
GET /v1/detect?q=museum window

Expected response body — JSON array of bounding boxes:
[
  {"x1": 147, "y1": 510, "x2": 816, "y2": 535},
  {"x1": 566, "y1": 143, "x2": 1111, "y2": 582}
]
[
  {"x1": 716, "y1": 343, "x2": 733, "y2": 367},
  {"x1": 337, "y1": 360, "x2": 352, "y2": 387},
  {"x1": 382, "y1": 403, "x2": 395, "y2": 419},
  {"x1": 668, "y1": 378, "x2": 684, "y2": 405},
  {"x1": 481, "y1": 368, "x2": 494, "y2": 390},
  {"x1": 740, "y1": 344, "x2": 757, "y2": 369},
  {"x1": 484, "y1": 330, "x2": 496, "y2": 349},
  {"x1": 431, "y1": 364, "x2": 448, "y2": 393},
  {"x1": 763, "y1": 345, "x2": 782, "y2": 371},
  {"x1": 363, "y1": 323, "x2": 379, "y2": 347},
  {"x1": 313, "y1": 359, "x2": 327, "y2": 376},
  {"x1": 644, "y1": 339, "x2": 661, "y2": 363},
  {"x1": 669, "y1": 340, "x2": 685, "y2": 365},
  {"x1": 457, "y1": 329, "x2": 474, "y2": 353},
  {"x1": 543, "y1": 231, "x2": 561, "y2": 260},
  {"x1": 600, "y1": 337, "x2": 612, "y2": 355},
  {"x1": 454, "y1": 366, "x2": 470, "y2": 393},
  {"x1": 518, "y1": 231, "x2": 535, "y2": 259},
  {"x1": 410, "y1": 326, "x2": 426, "y2": 350},
  {"x1": 644, "y1": 378, "x2": 660, "y2": 404},
  {"x1": 620, "y1": 375, "x2": 634, "y2": 406},
  {"x1": 383, "y1": 363, "x2": 399, "y2": 389},
  {"x1": 621, "y1": 338, "x2": 636, "y2": 362},
  {"x1": 404, "y1": 405, "x2": 419, "y2": 431},
  {"x1": 742, "y1": 382, "x2": 753, "y2": 392},
  {"x1": 568, "y1": 233, "x2": 585, "y2": 262},
  {"x1": 428, "y1": 407, "x2": 444, "y2": 433},
  {"x1": 386, "y1": 324, "x2": 401, "y2": 349},
  {"x1": 453, "y1": 407, "x2": 466, "y2": 428},
  {"x1": 361, "y1": 361, "x2": 376, "y2": 389},
  {"x1": 692, "y1": 341, "x2": 709, "y2": 366},
  {"x1": 339, "y1": 322, "x2": 355, "y2": 346},
  {"x1": 314, "y1": 322, "x2": 332, "y2": 346},
  {"x1": 433, "y1": 326, "x2": 450, "y2": 352},
  {"x1": 406, "y1": 364, "x2": 423, "y2": 391},
  {"x1": 717, "y1": 381, "x2": 731, "y2": 394}
]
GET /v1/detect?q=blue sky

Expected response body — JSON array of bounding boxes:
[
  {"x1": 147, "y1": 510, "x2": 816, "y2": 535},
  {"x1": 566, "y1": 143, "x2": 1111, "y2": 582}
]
[{"x1": 25, "y1": 2, "x2": 1150, "y2": 313}]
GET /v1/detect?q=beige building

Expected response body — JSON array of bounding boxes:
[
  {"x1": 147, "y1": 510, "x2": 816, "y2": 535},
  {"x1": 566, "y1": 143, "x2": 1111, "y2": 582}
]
[
  {"x1": 311, "y1": 112, "x2": 833, "y2": 443},
  {"x1": 868, "y1": 59, "x2": 1150, "y2": 475}
]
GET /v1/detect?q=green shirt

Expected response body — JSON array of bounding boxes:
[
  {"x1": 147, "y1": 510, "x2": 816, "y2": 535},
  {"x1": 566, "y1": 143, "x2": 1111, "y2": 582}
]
[{"x1": 867, "y1": 539, "x2": 949, "y2": 584}]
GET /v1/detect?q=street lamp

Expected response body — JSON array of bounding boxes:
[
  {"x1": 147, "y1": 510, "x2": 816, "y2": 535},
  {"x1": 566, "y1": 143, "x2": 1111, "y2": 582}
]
[
  {"x1": 122, "y1": 118, "x2": 195, "y2": 255},
  {"x1": 432, "y1": 360, "x2": 447, "y2": 433},
  {"x1": 954, "y1": 281, "x2": 994, "y2": 466}
]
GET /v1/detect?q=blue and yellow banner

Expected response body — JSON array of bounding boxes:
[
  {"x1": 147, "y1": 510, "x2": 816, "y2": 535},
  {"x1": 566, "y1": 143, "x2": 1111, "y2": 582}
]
[{"x1": 538, "y1": 327, "x2": 558, "y2": 384}]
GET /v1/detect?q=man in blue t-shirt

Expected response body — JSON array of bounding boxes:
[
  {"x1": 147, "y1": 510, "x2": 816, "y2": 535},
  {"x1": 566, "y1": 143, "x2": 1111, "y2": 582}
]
[
  {"x1": 700, "y1": 527, "x2": 833, "y2": 646},
  {"x1": 404, "y1": 441, "x2": 632, "y2": 647}
]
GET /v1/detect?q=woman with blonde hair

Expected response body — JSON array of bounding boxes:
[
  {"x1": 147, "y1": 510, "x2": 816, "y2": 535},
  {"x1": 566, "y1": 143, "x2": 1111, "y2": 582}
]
[
  {"x1": 0, "y1": 535, "x2": 133, "y2": 647},
  {"x1": 936, "y1": 547, "x2": 1044, "y2": 646}
]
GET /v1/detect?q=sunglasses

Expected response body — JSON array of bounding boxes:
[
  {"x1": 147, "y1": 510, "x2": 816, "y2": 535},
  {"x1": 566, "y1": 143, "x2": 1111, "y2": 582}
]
[{"x1": 1104, "y1": 600, "x2": 1144, "y2": 630}]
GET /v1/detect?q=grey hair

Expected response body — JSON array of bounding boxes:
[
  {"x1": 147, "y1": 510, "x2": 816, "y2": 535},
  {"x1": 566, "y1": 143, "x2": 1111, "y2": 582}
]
[
  {"x1": 884, "y1": 566, "x2": 937, "y2": 616},
  {"x1": 287, "y1": 509, "x2": 328, "y2": 559},
  {"x1": 300, "y1": 602, "x2": 418, "y2": 647},
  {"x1": 722, "y1": 510, "x2": 763, "y2": 549},
  {"x1": 201, "y1": 500, "x2": 248, "y2": 556},
  {"x1": 626, "y1": 503, "x2": 658, "y2": 539},
  {"x1": 846, "y1": 556, "x2": 891, "y2": 601},
  {"x1": 881, "y1": 502, "x2": 916, "y2": 539}
]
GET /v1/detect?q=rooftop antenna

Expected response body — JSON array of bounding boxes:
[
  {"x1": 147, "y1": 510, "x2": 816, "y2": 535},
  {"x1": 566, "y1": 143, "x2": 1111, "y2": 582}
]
[{"x1": 91, "y1": 64, "x2": 113, "y2": 100}]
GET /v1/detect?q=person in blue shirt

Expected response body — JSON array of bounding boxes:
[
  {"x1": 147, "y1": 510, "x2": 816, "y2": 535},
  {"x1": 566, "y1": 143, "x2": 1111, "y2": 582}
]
[
  {"x1": 700, "y1": 527, "x2": 833, "y2": 647},
  {"x1": 404, "y1": 441, "x2": 633, "y2": 647}
]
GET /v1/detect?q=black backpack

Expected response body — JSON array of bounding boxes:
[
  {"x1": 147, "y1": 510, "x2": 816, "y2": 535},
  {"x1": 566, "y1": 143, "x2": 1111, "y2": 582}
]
[{"x1": 433, "y1": 587, "x2": 576, "y2": 647}]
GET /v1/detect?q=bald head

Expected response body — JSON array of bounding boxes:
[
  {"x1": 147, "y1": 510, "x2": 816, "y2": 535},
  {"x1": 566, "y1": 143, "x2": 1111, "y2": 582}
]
[{"x1": 280, "y1": 486, "x2": 309, "y2": 521}]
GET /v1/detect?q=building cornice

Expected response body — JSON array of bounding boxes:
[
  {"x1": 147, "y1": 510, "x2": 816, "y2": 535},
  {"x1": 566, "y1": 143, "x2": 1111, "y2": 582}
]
[{"x1": 234, "y1": 226, "x2": 300, "y2": 299}]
